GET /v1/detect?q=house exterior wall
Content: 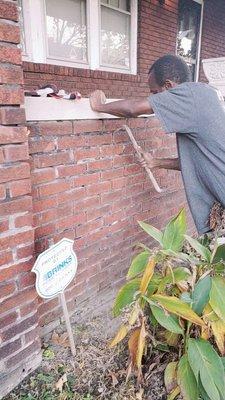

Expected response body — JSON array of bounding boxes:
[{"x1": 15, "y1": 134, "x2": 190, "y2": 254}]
[
  {"x1": 0, "y1": 1, "x2": 42, "y2": 397},
  {"x1": 1, "y1": 0, "x2": 225, "y2": 397}
]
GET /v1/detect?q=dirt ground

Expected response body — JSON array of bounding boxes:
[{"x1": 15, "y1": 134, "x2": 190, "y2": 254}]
[{"x1": 4, "y1": 310, "x2": 170, "y2": 400}]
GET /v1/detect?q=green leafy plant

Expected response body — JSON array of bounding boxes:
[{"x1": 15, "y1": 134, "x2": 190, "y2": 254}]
[{"x1": 110, "y1": 209, "x2": 225, "y2": 400}]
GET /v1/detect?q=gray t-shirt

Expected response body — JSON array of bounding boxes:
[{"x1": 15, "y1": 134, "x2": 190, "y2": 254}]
[{"x1": 149, "y1": 82, "x2": 225, "y2": 234}]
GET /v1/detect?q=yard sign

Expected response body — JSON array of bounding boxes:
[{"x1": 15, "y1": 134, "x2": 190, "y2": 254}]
[{"x1": 32, "y1": 238, "x2": 77, "y2": 355}]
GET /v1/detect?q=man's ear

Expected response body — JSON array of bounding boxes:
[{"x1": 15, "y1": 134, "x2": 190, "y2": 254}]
[{"x1": 164, "y1": 79, "x2": 174, "y2": 90}]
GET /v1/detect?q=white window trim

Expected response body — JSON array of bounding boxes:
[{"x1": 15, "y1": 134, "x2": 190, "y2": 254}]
[{"x1": 21, "y1": 0, "x2": 138, "y2": 75}]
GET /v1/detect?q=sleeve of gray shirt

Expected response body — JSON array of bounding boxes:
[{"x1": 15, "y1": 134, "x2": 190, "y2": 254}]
[{"x1": 148, "y1": 83, "x2": 198, "y2": 134}]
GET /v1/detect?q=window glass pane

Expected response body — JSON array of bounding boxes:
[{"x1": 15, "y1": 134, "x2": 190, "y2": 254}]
[
  {"x1": 46, "y1": 0, "x2": 87, "y2": 62},
  {"x1": 18, "y1": 0, "x2": 26, "y2": 53},
  {"x1": 101, "y1": 6, "x2": 130, "y2": 68},
  {"x1": 177, "y1": 0, "x2": 201, "y2": 79},
  {"x1": 109, "y1": 0, "x2": 119, "y2": 7},
  {"x1": 119, "y1": 0, "x2": 130, "y2": 12}
]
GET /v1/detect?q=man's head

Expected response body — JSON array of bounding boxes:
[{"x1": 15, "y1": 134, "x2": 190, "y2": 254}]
[{"x1": 148, "y1": 54, "x2": 191, "y2": 94}]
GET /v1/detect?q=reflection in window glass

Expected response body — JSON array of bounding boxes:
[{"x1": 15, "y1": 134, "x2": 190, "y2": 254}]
[
  {"x1": 18, "y1": 0, "x2": 26, "y2": 53},
  {"x1": 177, "y1": 0, "x2": 201, "y2": 80},
  {"x1": 101, "y1": 4, "x2": 130, "y2": 68},
  {"x1": 46, "y1": 0, "x2": 87, "y2": 62}
]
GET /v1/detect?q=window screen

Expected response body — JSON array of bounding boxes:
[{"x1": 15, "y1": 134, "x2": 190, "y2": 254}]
[
  {"x1": 45, "y1": 0, "x2": 87, "y2": 63},
  {"x1": 100, "y1": 0, "x2": 131, "y2": 69},
  {"x1": 177, "y1": 0, "x2": 201, "y2": 80}
]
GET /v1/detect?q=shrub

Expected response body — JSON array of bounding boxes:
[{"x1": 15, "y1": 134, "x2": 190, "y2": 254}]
[{"x1": 110, "y1": 209, "x2": 225, "y2": 400}]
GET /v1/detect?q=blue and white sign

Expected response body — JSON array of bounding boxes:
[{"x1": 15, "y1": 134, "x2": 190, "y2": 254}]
[{"x1": 32, "y1": 238, "x2": 77, "y2": 299}]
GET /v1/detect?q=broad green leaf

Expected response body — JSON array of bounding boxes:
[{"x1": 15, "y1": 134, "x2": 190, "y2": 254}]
[
  {"x1": 211, "y1": 243, "x2": 225, "y2": 264},
  {"x1": 157, "y1": 267, "x2": 190, "y2": 293},
  {"x1": 109, "y1": 324, "x2": 129, "y2": 347},
  {"x1": 209, "y1": 276, "x2": 225, "y2": 323},
  {"x1": 177, "y1": 355, "x2": 198, "y2": 400},
  {"x1": 199, "y1": 380, "x2": 211, "y2": 400},
  {"x1": 221, "y1": 357, "x2": 225, "y2": 370},
  {"x1": 138, "y1": 220, "x2": 163, "y2": 245},
  {"x1": 127, "y1": 251, "x2": 150, "y2": 279},
  {"x1": 151, "y1": 294, "x2": 205, "y2": 326},
  {"x1": 184, "y1": 235, "x2": 211, "y2": 262},
  {"x1": 164, "y1": 361, "x2": 178, "y2": 393},
  {"x1": 160, "y1": 249, "x2": 191, "y2": 262},
  {"x1": 192, "y1": 276, "x2": 212, "y2": 316},
  {"x1": 188, "y1": 338, "x2": 225, "y2": 400},
  {"x1": 180, "y1": 292, "x2": 192, "y2": 304},
  {"x1": 162, "y1": 209, "x2": 186, "y2": 252},
  {"x1": 113, "y1": 279, "x2": 140, "y2": 317},
  {"x1": 140, "y1": 258, "x2": 155, "y2": 294},
  {"x1": 147, "y1": 273, "x2": 161, "y2": 296},
  {"x1": 167, "y1": 386, "x2": 180, "y2": 400},
  {"x1": 150, "y1": 304, "x2": 183, "y2": 334}
]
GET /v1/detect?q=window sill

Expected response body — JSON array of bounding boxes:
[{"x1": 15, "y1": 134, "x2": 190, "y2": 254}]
[{"x1": 24, "y1": 97, "x2": 152, "y2": 121}]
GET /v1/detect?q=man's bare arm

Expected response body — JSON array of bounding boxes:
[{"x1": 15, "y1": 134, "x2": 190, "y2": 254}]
[
  {"x1": 153, "y1": 157, "x2": 180, "y2": 171},
  {"x1": 139, "y1": 151, "x2": 180, "y2": 171},
  {"x1": 90, "y1": 90, "x2": 153, "y2": 117}
]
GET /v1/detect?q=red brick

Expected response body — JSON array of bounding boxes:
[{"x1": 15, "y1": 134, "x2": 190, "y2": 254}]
[
  {"x1": 0, "y1": 1, "x2": 19, "y2": 21},
  {"x1": 0, "y1": 183, "x2": 6, "y2": 199},
  {"x1": 1, "y1": 287, "x2": 36, "y2": 314},
  {"x1": 0, "y1": 339, "x2": 21, "y2": 360},
  {"x1": 73, "y1": 120, "x2": 103, "y2": 134},
  {"x1": 0, "y1": 282, "x2": 17, "y2": 300},
  {"x1": 56, "y1": 213, "x2": 86, "y2": 231},
  {"x1": 9, "y1": 179, "x2": 31, "y2": 198},
  {"x1": 0, "y1": 250, "x2": 13, "y2": 266},
  {"x1": 0, "y1": 218, "x2": 9, "y2": 233},
  {"x1": 33, "y1": 197, "x2": 56, "y2": 213},
  {"x1": 14, "y1": 213, "x2": 33, "y2": 228},
  {"x1": 20, "y1": 297, "x2": 39, "y2": 317},
  {"x1": 57, "y1": 164, "x2": 86, "y2": 178},
  {"x1": 57, "y1": 135, "x2": 87, "y2": 149},
  {"x1": 0, "y1": 126, "x2": 28, "y2": 144},
  {"x1": 18, "y1": 273, "x2": 35, "y2": 289},
  {"x1": 73, "y1": 196, "x2": 100, "y2": 213},
  {"x1": 29, "y1": 139, "x2": 55, "y2": 154},
  {"x1": 0, "y1": 64, "x2": 23, "y2": 84},
  {"x1": 73, "y1": 172, "x2": 100, "y2": 186},
  {"x1": 0, "y1": 311, "x2": 18, "y2": 330},
  {"x1": 0, "y1": 21, "x2": 20, "y2": 43},
  {"x1": 16, "y1": 243, "x2": 34, "y2": 260},
  {"x1": 57, "y1": 187, "x2": 86, "y2": 204},
  {"x1": 0, "y1": 196, "x2": 32, "y2": 215},
  {"x1": 87, "y1": 159, "x2": 112, "y2": 172},
  {"x1": 32, "y1": 121, "x2": 73, "y2": 136},
  {"x1": 0, "y1": 229, "x2": 34, "y2": 251},
  {"x1": 0, "y1": 44, "x2": 21, "y2": 64},
  {"x1": 0, "y1": 106, "x2": 26, "y2": 125},
  {"x1": 75, "y1": 147, "x2": 100, "y2": 161},
  {"x1": 35, "y1": 223, "x2": 55, "y2": 238},
  {"x1": 32, "y1": 168, "x2": 55, "y2": 184},
  {"x1": 0, "y1": 260, "x2": 33, "y2": 284},
  {"x1": 0, "y1": 147, "x2": 4, "y2": 163},
  {"x1": 87, "y1": 134, "x2": 112, "y2": 146},
  {"x1": 86, "y1": 205, "x2": 110, "y2": 221},
  {"x1": 33, "y1": 152, "x2": 71, "y2": 168},
  {"x1": 76, "y1": 219, "x2": 103, "y2": 237},
  {"x1": 87, "y1": 181, "x2": 111, "y2": 196},
  {"x1": 25, "y1": 327, "x2": 40, "y2": 344},
  {"x1": 34, "y1": 209, "x2": 57, "y2": 226},
  {"x1": 3, "y1": 144, "x2": 29, "y2": 162},
  {"x1": 0, "y1": 84, "x2": 24, "y2": 105},
  {"x1": 38, "y1": 181, "x2": 70, "y2": 197},
  {"x1": 6, "y1": 340, "x2": 40, "y2": 368},
  {"x1": 0, "y1": 163, "x2": 30, "y2": 184}
]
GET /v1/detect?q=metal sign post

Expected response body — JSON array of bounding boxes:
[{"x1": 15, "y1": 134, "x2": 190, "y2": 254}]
[{"x1": 32, "y1": 238, "x2": 77, "y2": 356}]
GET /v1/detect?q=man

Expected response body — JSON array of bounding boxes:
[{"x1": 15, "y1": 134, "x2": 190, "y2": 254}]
[{"x1": 90, "y1": 54, "x2": 225, "y2": 235}]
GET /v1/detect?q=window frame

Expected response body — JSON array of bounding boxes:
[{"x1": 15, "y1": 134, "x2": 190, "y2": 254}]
[{"x1": 20, "y1": 0, "x2": 138, "y2": 75}]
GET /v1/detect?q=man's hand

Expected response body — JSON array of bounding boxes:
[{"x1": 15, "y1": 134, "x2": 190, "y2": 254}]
[
  {"x1": 138, "y1": 151, "x2": 157, "y2": 169},
  {"x1": 90, "y1": 90, "x2": 107, "y2": 112}
]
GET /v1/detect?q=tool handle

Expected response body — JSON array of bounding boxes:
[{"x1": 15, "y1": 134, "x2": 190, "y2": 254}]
[{"x1": 122, "y1": 124, "x2": 163, "y2": 193}]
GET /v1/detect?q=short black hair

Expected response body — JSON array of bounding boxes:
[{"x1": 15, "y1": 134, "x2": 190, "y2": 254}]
[{"x1": 149, "y1": 55, "x2": 191, "y2": 86}]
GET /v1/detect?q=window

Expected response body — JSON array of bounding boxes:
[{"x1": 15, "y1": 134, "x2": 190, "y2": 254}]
[
  {"x1": 19, "y1": 0, "x2": 138, "y2": 74},
  {"x1": 176, "y1": 0, "x2": 202, "y2": 81}
]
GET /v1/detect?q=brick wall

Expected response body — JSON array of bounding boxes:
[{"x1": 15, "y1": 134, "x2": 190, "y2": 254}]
[
  {"x1": 22, "y1": 0, "x2": 179, "y2": 98},
  {"x1": 28, "y1": 117, "x2": 192, "y2": 331},
  {"x1": 200, "y1": 0, "x2": 225, "y2": 81},
  {"x1": 0, "y1": 1, "x2": 42, "y2": 398}
]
